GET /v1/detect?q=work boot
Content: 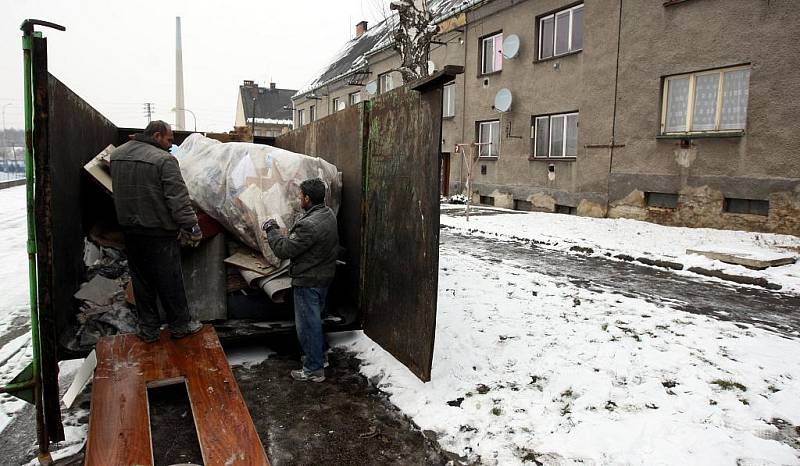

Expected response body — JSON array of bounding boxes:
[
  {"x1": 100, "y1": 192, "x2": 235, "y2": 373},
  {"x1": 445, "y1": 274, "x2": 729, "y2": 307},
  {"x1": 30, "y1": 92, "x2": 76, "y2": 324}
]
[
  {"x1": 301, "y1": 354, "x2": 330, "y2": 369},
  {"x1": 171, "y1": 320, "x2": 203, "y2": 339},
  {"x1": 136, "y1": 329, "x2": 160, "y2": 344},
  {"x1": 290, "y1": 368, "x2": 325, "y2": 383}
]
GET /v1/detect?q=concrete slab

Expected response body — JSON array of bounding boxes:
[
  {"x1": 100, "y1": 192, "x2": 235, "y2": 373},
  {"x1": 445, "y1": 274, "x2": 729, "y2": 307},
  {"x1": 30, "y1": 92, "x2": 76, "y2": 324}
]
[{"x1": 686, "y1": 248, "x2": 797, "y2": 270}]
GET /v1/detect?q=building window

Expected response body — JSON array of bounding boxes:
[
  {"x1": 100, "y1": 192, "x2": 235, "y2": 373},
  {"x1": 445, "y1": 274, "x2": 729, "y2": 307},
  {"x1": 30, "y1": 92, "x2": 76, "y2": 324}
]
[
  {"x1": 477, "y1": 120, "x2": 500, "y2": 157},
  {"x1": 332, "y1": 97, "x2": 345, "y2": 112},
  {"x1": 532, "y1": 112, "x2": 579, "y2": 158},
  {"x1": 662, "y1": 66, "x2": 750, "y2": 134},
  {"x1": 480, "y1": 32, "x2": 503, "y2": 75},
  {"x1": 298, "y1": 109, "x2": 305, "y2": 126},
  {"x1": 724, "y1": 198, "x2": 768, "y2": 216},
  {"x1": 443, "y1": 83, "x2": 455, "y2": 118},
  {"x1": 349, "y1": 92, "x2": 362, "y2": 105},
  {"x1": 539, "y1": 4, "x2": 583, "y2": 60},
  {"x1": 379, "y1": 72, "x2": 395, "y2": 93},
  {"x1": 309, "y1": 105, "x2": 316, "y2": 122}
]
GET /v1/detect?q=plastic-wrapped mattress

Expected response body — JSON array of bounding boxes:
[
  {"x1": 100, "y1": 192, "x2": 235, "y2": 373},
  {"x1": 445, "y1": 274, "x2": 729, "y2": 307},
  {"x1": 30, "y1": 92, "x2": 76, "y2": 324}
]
[{"x1": 175, "y1": 134, "x2": 341, "y2": 266}]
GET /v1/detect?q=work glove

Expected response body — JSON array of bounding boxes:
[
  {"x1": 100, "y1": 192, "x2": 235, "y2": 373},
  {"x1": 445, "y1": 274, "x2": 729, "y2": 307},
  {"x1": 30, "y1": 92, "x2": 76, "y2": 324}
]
[
  {"x1": 179, "y1": 224, "x2": 203, "y2": 247},
  {"x1": 261, "y1": 219, "x2": 279, "y2": 233}
]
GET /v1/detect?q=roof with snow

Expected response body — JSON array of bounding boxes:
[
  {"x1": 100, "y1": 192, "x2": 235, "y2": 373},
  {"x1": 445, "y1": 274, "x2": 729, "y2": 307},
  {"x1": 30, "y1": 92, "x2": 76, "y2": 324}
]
[
  {"x1": 241, "y1": 83, "x2": 296, "y2": 121},
  {"x1": 293, "y1": 0, "x2": 489, "y2": 99}
]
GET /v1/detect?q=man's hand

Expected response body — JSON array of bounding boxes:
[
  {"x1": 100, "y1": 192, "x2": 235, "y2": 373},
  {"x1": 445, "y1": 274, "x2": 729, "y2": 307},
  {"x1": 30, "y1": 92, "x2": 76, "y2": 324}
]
[
  {"x1": 179, "y1": 224, "x2": 203, "y2": 247},
  {"x1": 261, "y1": 219, "x2": 279, "y2": 233}
]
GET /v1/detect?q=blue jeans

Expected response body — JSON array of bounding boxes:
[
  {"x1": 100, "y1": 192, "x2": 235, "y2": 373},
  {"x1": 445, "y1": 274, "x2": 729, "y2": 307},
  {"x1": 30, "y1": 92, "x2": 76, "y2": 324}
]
[{"x1": 293, "y1": 286, "x2": 329, "y2": 372}]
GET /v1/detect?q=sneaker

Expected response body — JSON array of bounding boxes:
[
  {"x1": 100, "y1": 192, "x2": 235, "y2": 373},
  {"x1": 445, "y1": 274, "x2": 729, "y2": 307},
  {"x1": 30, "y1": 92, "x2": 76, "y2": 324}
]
[
  {"x1": 171, "y1": 320, "x2": 203, "y2": 339},
  {"x1": 301, "y1": 354, "x2": 330, "y2": 369},
  {"x1": 136, "y1": 330, "x2": 159, "y2": 344},
  {"x1": 291, "y1": 368, "x2": 325, "y2": 383}
]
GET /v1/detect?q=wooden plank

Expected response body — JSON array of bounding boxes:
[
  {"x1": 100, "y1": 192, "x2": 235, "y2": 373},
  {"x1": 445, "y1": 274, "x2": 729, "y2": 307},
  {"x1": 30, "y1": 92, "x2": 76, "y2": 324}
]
[
  {"x1": 182, "y1": 329, "x2": 269, "y2": 465},
  {"x1": 82, "y1": 145, "x2": 115, "y2": 194},
  {"x1": 86, "y1": 326, "x2": 269, "y2": 465},
  {"x1": 86, "y1": 335, "x2": 154, "y2": 466},
  {"x1": 224, "y1": 251, "x2": 280, "y2": 275}
]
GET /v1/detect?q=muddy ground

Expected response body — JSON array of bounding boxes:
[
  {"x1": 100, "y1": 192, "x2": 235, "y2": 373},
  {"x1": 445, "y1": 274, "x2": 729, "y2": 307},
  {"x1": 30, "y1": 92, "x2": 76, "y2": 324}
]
[{"x1": 0, "y1": 336, "x2": 451, "y2": 465}]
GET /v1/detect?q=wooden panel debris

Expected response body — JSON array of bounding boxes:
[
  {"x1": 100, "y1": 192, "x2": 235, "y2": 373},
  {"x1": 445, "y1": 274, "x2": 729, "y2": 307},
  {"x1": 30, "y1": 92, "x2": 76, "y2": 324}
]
[
  {"x1": 86, "y1": 325, "x2": 269, "y2": 465},
  {"x1": 82, "y1": 144, "x2": 114, "y2": 194}
]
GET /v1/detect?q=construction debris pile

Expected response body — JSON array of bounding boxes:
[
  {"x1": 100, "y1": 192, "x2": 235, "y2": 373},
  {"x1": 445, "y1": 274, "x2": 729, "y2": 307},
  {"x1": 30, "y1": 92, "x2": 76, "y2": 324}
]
[
  {"x1": 68, "y1": 136, "x2": 343, "y2": 350},
  {"x1": 72, "y1": 237, "x2": 137, "y2": 347}
]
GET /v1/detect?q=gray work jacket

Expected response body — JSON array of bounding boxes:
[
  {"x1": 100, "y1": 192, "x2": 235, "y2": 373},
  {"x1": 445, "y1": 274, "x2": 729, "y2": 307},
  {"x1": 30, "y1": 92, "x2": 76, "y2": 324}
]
[
  {"x1": 110, "y1": 135, "x2": 197, "y2": 235},
  {"x1": 267, "y1": 203, "x2": 339, "y2": 288}
]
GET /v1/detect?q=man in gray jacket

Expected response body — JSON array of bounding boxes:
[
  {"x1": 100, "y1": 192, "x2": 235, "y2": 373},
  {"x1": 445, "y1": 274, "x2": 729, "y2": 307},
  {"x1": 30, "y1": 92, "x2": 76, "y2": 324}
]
[
  {"x1": 263, "y1": 178, "x2": 338, "y2": 382},
  {"x1": 110, "y1": 120, "x2": 203, "y2": 343}
]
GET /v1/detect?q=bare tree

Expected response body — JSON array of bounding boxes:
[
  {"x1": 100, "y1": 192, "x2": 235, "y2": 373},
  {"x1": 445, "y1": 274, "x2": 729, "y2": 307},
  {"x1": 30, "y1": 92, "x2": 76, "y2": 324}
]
[{"x1": 390, "y1": 0, "x2": 439, "y2": 82}]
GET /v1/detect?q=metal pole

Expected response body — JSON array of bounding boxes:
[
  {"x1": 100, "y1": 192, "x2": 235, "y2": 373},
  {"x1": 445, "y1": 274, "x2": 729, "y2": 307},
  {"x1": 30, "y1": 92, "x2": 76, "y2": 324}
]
[{"x1": 21, "y1": 30, "x2": 50, "y2": 465}]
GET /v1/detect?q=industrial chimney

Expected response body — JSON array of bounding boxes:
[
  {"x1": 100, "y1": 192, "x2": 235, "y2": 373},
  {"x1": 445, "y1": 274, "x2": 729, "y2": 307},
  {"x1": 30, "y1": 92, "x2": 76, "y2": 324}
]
[{"x1": 175, "y1": 16, "x2": 186, "y2": 131}]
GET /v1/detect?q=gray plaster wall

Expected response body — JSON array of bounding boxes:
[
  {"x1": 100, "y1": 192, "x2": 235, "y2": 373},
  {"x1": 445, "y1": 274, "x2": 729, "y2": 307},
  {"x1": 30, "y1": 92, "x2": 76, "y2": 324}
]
[
  {"x1": 610, "y1": 0, "x2": 800, "y2": 234},
  {"x1": 450, "y1": 0, "x2": 620, "y2": 212}
]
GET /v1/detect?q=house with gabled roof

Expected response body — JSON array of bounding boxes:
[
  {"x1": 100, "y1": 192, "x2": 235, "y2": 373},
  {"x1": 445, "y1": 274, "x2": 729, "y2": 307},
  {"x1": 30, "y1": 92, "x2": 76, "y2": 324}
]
[{"x1": 235, "y1": 80, "x2": 296, "y2": 138}]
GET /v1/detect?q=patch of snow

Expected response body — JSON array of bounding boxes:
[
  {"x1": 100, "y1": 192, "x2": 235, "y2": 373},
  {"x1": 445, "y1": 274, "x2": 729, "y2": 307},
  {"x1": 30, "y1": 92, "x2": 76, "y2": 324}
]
[
  {"x1": 334, "y1": 243, "x2": 800, "y2": 465},
  {"x1": 441, "y1": 206, "x2": 800, "y2": 294},
  {"x1": 225, "y1": 346, "x2": 275, "y2": 369}
]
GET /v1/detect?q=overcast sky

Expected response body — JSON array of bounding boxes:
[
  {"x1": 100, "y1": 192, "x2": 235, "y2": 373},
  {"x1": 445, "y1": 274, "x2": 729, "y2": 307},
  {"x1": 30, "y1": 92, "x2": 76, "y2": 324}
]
[{"x1": 1, "y1": 0, "x2": 390, "y2": 132}]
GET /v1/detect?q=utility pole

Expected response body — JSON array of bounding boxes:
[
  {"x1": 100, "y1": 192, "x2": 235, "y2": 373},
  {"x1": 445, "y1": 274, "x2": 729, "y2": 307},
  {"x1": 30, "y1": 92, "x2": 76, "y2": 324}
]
[{"x1": 143, "y1": 103, "x2": 154, "y2": 124}]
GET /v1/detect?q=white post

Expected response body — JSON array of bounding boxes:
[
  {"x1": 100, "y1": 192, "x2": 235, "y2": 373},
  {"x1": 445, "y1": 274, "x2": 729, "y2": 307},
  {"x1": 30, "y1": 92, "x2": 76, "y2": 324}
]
[{"x1": 175, "y1": 17, "x2": 186, "y2": 131}]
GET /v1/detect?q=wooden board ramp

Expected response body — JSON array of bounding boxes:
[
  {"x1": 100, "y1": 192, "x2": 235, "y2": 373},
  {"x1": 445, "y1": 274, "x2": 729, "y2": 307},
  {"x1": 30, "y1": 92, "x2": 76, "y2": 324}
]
[{"x1": 85, "y1": 325, "x2": 269, "y2": 466}]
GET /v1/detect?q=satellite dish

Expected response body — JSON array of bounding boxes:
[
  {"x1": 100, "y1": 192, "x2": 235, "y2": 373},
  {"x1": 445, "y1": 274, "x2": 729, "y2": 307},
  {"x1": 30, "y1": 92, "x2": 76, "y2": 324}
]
[
  {"x1": 428, "y1": 60, "x2": 436, "y2": 75},
  {"x1": 365, "y1": 80, "x2": 378, "y2": 95},
  {"x1": 494, "y1": 88, "x2": 513, "y2": 112},
  {"x1": 502, "y1": 34, "x2": 520, "y2": 59}
]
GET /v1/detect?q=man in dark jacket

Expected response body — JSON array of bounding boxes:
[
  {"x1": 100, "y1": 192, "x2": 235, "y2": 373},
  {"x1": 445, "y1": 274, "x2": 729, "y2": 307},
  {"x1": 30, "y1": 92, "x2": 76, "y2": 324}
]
[
  {"x1": 263, "y1": 178, "x2": 338, "y2": 382},
  {"x1": 110, "y1": 120, "x2": 203, "y2": 343}
]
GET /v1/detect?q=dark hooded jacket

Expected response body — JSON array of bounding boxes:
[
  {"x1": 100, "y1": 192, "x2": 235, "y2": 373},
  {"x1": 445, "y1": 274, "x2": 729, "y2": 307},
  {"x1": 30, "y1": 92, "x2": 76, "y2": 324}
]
[{"x1": 110, "y1": 134, "x2": 197, "y2": 236}]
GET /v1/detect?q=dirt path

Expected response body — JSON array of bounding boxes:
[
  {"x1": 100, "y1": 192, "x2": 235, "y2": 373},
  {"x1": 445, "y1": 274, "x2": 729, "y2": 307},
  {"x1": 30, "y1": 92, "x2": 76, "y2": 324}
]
[{"x1": 442, "y1": 228, "x2": 800, "y2": 338}]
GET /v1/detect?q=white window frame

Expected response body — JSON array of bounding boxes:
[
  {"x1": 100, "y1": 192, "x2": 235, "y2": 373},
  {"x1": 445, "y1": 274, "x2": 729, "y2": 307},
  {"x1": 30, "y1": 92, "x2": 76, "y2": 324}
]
[
  {"x1": 332, "y1": 97, "x2": 345, "y2": 112},
  {"x1": 309, "y1": 105, "x2": 316, "y2": 122},
  {"x1": 538, "y1": 4, "x2": 584, "y2": 60},
  {"x1": 297, "y1": 109, "x2": 306, "y2": 126},
  {"x1": 480, "y1": 32, "x2": 503, "y2": 75},
  {"x1": 349, "y1": 91, "x2": 362, "y2": 105},
  {"x1": 443, "y1": 83, "x2": 456, "y2": 118},
  {"x1": 478, "y1": 120, "x2": 500, "y2": 158},
  {"x1": 532, "y1": 112, "x2": 579, "y2": 158},
  {"x1": 379, "y1": 72, "x2": 395, "y2": 93},
  {"x1": 660, "y1": 65, "x2": 750, "y2": 135}
]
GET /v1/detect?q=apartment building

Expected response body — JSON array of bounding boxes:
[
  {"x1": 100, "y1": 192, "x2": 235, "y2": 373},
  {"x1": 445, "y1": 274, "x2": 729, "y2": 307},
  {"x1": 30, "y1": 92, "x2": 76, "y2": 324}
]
[{"x1": 292, "y1": 0, "x2": 800, "y2": 235}]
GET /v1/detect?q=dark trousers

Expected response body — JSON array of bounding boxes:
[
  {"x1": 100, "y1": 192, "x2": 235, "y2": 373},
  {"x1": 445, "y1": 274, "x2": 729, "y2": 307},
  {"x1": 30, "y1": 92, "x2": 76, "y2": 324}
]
[{"x1": 125, "y1": 233, "x2": 192, "y2": 334}]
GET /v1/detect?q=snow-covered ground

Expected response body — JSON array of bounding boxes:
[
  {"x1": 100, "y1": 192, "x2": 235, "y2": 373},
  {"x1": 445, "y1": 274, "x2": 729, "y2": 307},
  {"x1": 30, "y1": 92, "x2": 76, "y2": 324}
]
[
  {"x1": 0, "y1": 185, "x2": 33, "y2": 433},
  {"x1": 1, "y1": 186, "x2": 799, "y2": 464},
  {"x1": 335, "y1": 241, "x2": 800, "y2": 465},
  {"x1": 441, "y1": 204, "x2": 800, "y2": 294}
]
